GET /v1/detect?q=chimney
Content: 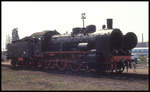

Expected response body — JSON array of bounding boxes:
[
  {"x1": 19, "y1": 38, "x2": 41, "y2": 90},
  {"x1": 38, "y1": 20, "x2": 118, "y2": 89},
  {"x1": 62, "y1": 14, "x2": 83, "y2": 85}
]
[{"x1": 107, "y1": 19, "x2": 113, "y2": 29}]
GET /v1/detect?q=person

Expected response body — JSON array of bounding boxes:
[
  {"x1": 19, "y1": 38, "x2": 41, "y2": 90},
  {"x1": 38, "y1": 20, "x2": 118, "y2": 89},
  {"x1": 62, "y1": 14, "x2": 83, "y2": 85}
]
[
  {"x1": 137, "y1": 58, "x2": 140, "y2": 64},
  {"x1": 120, "y1": 58, "x2": 125, "y2": 70},
  {"x1": 146, "y1": 57, "x2": 149, "y2": 68},
  {"x1": 131, "y1": 59, "x2": 136, "y2": 72},
  {"x1": 124, "y1": 60, "x2": 129, "y2": 72},
  {"x1": 118, "y1": 58, "x2": 125, "y2": 73}
]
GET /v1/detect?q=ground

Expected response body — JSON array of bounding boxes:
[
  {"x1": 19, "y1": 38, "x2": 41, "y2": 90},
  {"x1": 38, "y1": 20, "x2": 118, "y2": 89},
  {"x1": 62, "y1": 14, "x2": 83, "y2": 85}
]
[{"x1": 1, "y1": 60, "x2": 149, "y2": 91}]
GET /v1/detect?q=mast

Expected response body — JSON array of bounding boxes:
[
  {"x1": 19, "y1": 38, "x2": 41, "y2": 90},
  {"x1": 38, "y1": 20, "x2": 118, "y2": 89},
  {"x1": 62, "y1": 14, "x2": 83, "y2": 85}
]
[{"x1": 81, "y1": 13, "x2": 86, "y2": 28}]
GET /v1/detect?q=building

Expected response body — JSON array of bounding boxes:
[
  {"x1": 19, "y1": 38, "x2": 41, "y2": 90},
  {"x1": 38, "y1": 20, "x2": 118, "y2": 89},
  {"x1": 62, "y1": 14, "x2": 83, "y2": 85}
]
[
  {"x1": 132, "y1": 42, "x2": 149, "y2": 57},
  {"x1": 1, "y1": 51, "x2": 7, "y2": 61},
  {"x1": 136, "y1": 42, "x2": 149, "y2": 48}
]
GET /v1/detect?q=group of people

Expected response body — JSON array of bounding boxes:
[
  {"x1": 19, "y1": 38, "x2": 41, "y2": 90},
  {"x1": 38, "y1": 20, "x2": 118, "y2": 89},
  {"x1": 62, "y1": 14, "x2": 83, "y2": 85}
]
[{"x1": 120, "y1": 57, "x2": 137, "y2": 72}]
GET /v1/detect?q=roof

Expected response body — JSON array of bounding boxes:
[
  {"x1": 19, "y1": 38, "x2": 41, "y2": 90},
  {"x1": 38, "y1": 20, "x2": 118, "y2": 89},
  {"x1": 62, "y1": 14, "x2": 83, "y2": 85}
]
[
  {"x1": 30, "y1": 31, "x2": 50, "y2": 38},
  {"x1": 30, "y1": 30, "x2": 60, "y2": 38},
  {"x1": 133, "y1": 47, "x2": 149, "y2": 49}
]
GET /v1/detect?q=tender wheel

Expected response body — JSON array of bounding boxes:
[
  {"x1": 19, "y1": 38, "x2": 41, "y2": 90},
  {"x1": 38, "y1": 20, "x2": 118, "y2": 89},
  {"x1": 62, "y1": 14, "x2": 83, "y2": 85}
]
[
  {"x1": 69, "y1": 62, "x2": 80, "y2": 72},
  {"x1": 80, "y1": 62, "x2": 89, "y2": 72},
  {"x1": 116, "y1": 64, "x2": 125, "y2": 73},
  {"x1": 36, "y1": 60, "x2": 43, "y2": 69},
  {"x1": 49, "y1": 61, "x2": 56, "y2": 69},
  {"x1": 56, "y1": 60, "x2": 67, "y2": 71},
  {"x1": 45, "y1": 60, "x2": 55, "y2": 69},
  {"x1": 42, "y1": 60, "x2": 50, "y2": 69}
]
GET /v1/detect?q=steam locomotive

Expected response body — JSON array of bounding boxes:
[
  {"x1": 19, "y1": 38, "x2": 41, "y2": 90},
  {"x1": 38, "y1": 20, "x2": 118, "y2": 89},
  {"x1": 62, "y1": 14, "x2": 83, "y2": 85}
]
[{"x1": 7, "y1": 19, "x2": 137, "y2": 73}]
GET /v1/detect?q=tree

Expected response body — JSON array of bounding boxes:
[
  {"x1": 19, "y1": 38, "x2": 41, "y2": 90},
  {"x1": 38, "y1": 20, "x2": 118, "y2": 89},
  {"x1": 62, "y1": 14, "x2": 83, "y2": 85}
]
[
  {"x1": 5, "y1": 34, "x2": 11, "y2": 50},
  {"x1": 12, "y1": 28, "x2": 19, "y2": 42},
  {"x1": 6, "y1": 34, "x2": 11, "y2": 44}
]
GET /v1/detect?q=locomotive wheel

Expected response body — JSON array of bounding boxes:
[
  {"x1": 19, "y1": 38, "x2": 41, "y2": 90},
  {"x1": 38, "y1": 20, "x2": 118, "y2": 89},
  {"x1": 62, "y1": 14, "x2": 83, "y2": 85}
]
[
  {"x1": 46, "y1": 60, "x2": 55, "y2": 69},
  {"x1": 49, "y1": 61, "x2": 56, "y2": 69},
  {"x1": 36, "y1": 60, "x2": 46, "y2": 69},
  {"x1": 117, "y1": 66, "x2": 124, "y2": 73},
  {"x1": 69, "y1": 62, "x2": 80, "y2": 72},
  {"x1": 25, "y1": 60, "x2": 32, "y2": 68},
  {"x1": 24, "y1": 59, "x2": 29, "y2": 66},
  {"x1": 32, "y1": 61, "x2": 37, "y2": 68},
  {"x1": 43, "y1": 61, "x2": 50, "y2": 69},
  {"x1": 107, "y1": 64, "x2": 113, "y2": 72},
  {"x1": 111, "y1": 62, "x2": 118, "y2": 73},
  {"x1": 80, "y1": 62, "x2": 89, "y2": 72},
  {"x1": 110, "y1": 63, "x2": 115, "y2": 73},
  {"x1": 56, "y1": 60, "x2": 67, "y2": 71},
  {"x1": 115, "y1": 63, "x2": 125, "y2": 73},
  {"x1": 36, "y1": 60, "x2": 43, "y2": 68},
  {"x1": 29, "y1": 60, "x2": 36, "y2": 68}
]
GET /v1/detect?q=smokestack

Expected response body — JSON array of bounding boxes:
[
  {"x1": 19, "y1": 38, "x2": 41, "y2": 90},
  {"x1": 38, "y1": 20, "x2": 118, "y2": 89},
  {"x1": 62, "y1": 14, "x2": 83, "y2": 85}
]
[
  {"x1": 142, "y1": 33, "x2": 143, "y2": 43},
  {"x1": 107, "y1": 19, "x2": 113, "y2": 29}
]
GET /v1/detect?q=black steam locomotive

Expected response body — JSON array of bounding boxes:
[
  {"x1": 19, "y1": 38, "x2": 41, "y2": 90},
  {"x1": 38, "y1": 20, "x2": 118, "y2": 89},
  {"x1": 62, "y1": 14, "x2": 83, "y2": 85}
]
[{"x1": 7, "y1": 19, "x2": 137, "y2": 73}]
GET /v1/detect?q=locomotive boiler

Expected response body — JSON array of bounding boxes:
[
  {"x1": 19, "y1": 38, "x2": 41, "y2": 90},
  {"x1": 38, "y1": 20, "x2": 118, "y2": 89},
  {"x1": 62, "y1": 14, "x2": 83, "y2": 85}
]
[{"x1": 7, "y1": 19, "x2": 137, "y2": 73}]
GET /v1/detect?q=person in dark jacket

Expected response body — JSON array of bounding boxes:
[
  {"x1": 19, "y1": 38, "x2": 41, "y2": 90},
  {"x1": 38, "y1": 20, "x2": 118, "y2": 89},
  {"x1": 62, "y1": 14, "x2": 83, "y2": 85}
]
[{"x1": 131, "y1": 59, "x2": 136, "y2": 72}]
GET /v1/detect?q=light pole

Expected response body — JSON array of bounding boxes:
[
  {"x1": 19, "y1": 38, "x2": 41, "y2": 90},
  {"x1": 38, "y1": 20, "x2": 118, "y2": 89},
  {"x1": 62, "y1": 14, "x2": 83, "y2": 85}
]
[{"x1": 81, "y1": 13, "x2": 86, "y2": 28}]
